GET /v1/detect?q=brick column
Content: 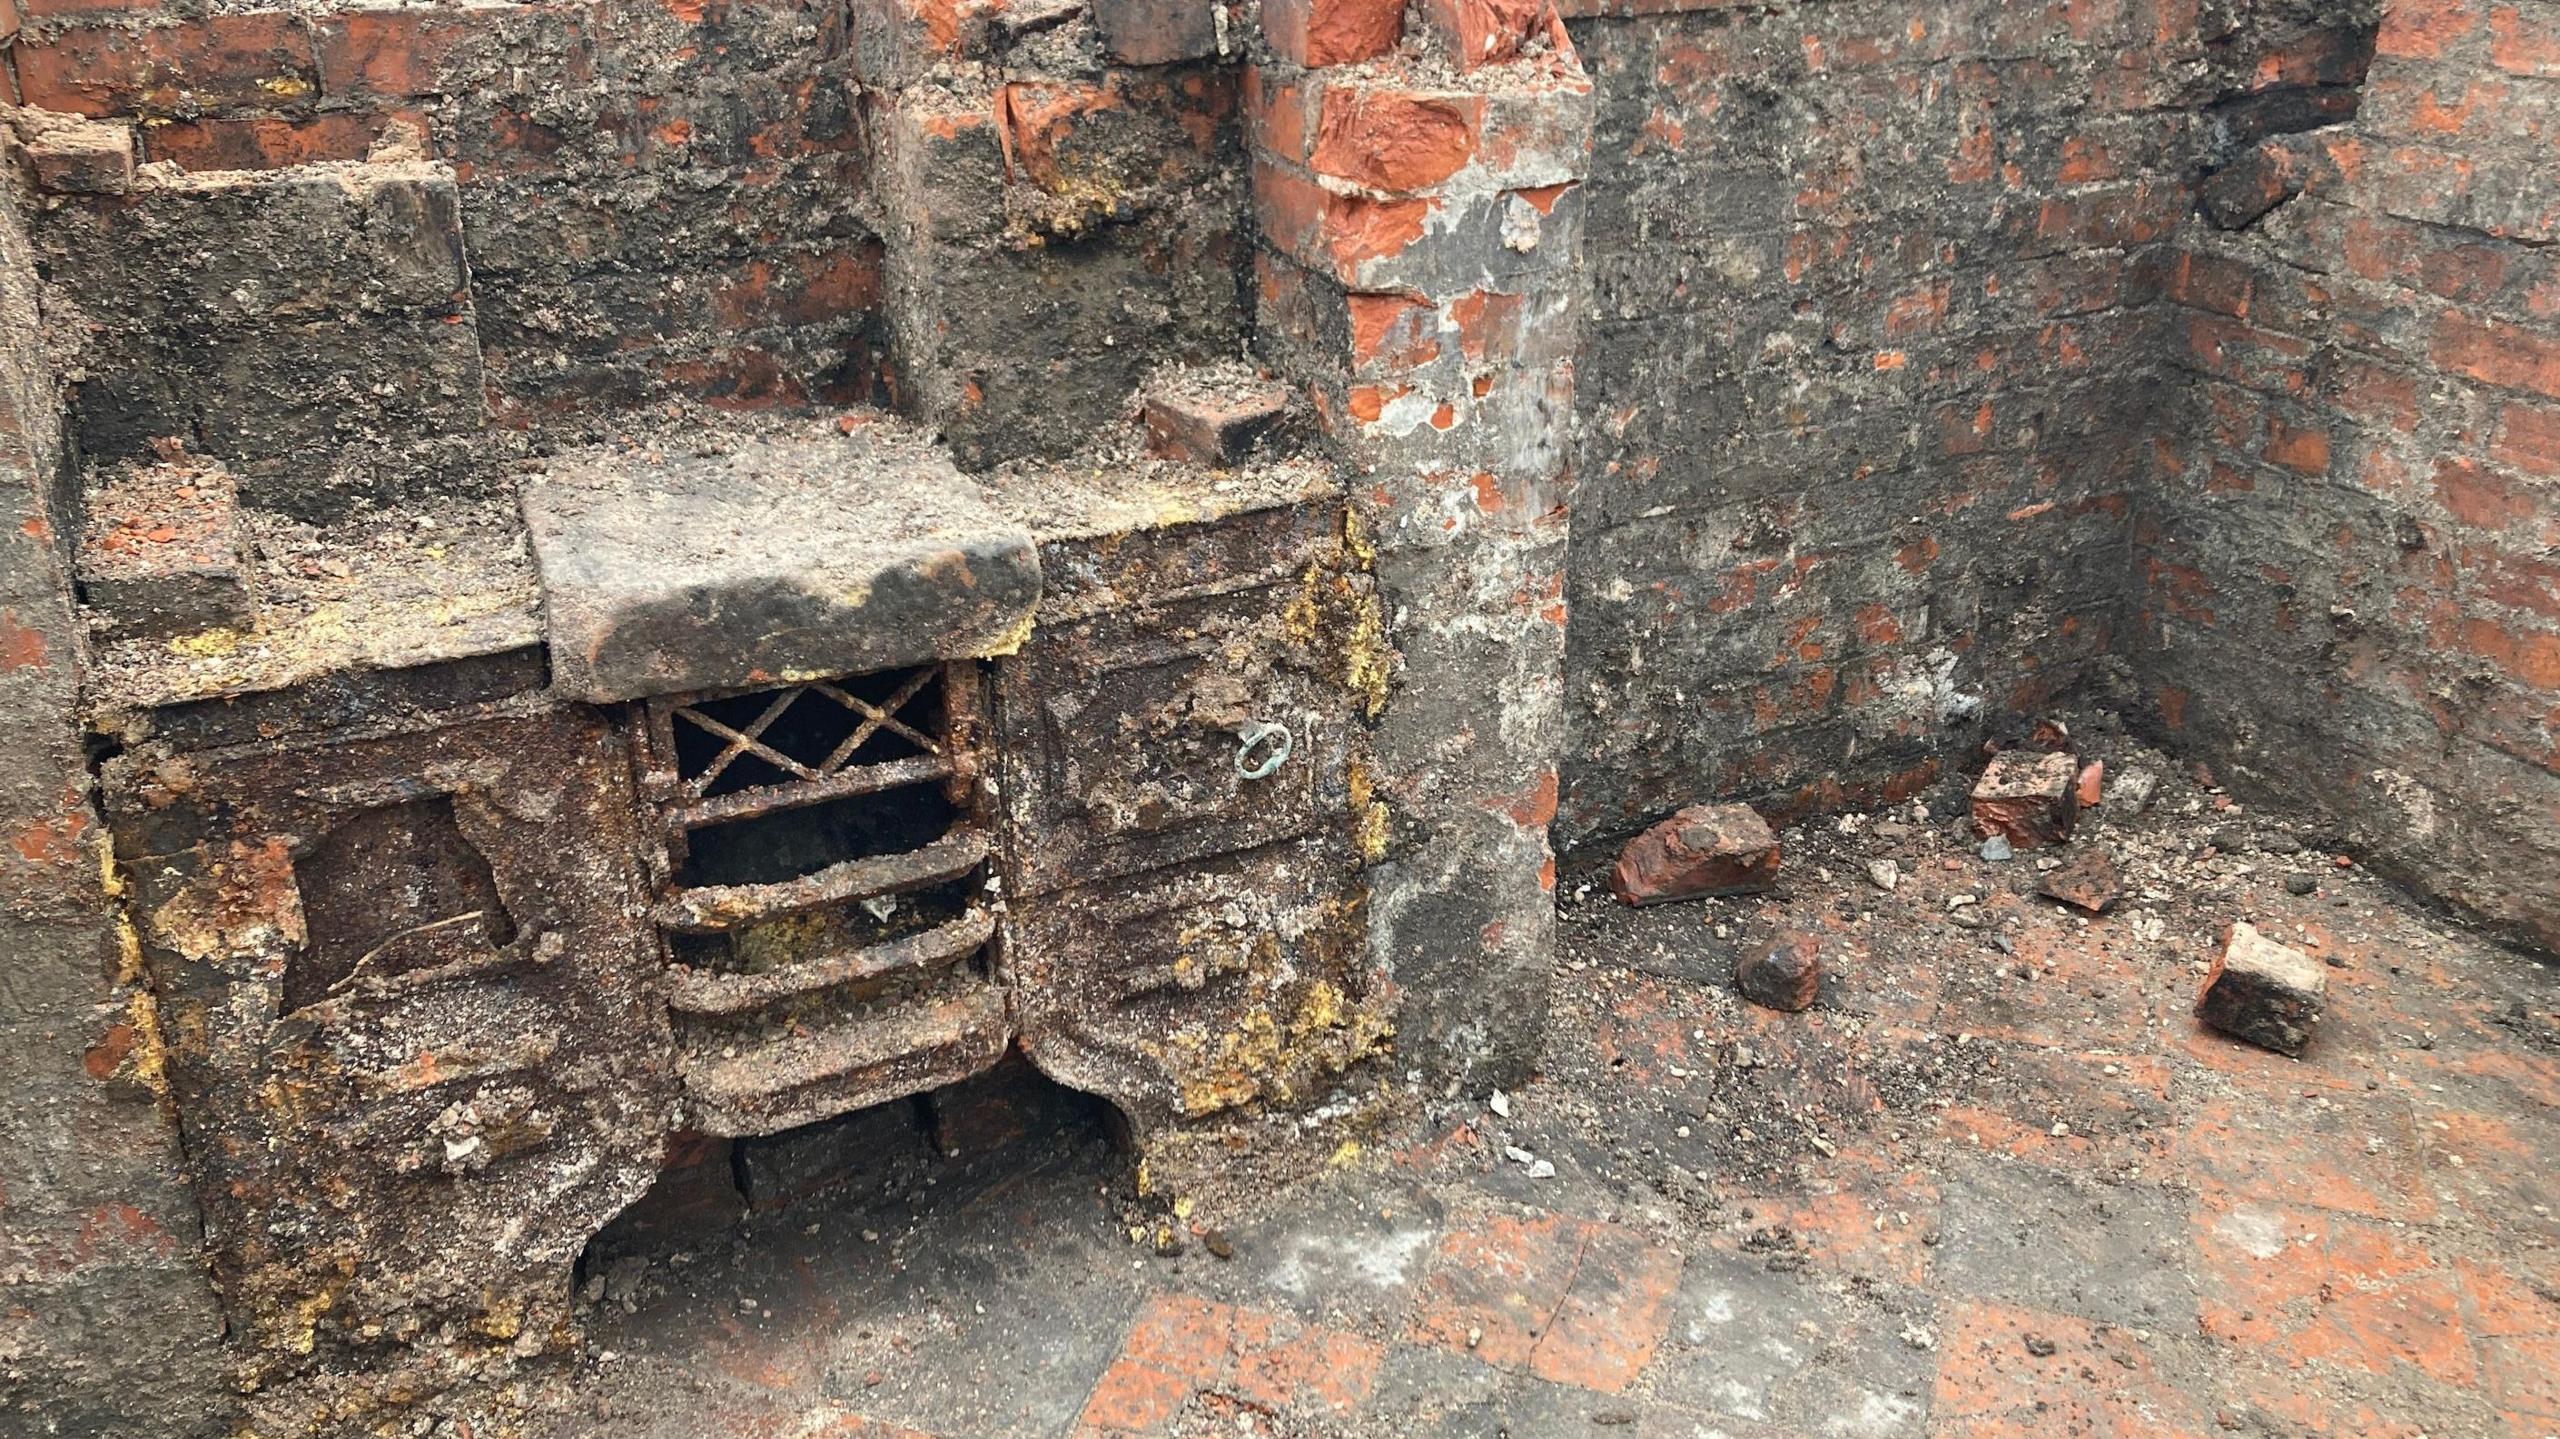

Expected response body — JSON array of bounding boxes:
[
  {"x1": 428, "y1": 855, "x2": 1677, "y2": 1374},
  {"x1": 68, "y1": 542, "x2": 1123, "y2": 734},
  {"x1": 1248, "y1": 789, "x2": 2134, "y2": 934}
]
[
  {"x1": 0, "y1": 149, "x2": 232, "y2": 1436},
  {"x1": 1247, "y1": 1, "x2": 1593, "y2": 1089}
]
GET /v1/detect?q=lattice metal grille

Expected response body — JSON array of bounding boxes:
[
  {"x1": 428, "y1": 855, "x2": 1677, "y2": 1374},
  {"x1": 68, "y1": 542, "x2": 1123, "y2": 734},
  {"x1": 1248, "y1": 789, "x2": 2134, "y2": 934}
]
[{"x1": 667, "y1": 668, "x2": 946, "y2": 800}]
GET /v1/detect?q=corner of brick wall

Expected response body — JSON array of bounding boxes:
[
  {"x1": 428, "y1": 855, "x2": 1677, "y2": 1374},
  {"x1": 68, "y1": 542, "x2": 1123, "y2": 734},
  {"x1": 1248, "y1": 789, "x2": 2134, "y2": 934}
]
[{"x1": 2134, "y1": 0, "x2": 2560, "y2": 954}]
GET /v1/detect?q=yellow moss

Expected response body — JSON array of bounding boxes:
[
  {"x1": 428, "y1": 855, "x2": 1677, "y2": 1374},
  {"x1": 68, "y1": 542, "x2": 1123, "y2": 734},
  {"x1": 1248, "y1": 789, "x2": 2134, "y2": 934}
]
[{"x1": 167, "y1": 628, "x2": 248, "y2": 658}]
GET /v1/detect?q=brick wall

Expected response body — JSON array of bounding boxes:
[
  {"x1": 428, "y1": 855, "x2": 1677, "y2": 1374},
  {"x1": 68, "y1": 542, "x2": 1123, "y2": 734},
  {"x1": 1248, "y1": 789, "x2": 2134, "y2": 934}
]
[
  {"x1": 0, "y1": 152, "x2": 233, "y2": 1438},
  {"x1": 1556, "y1": 0, "x2": 2198, "y2": 846},
  {"x1": 6, "y1": 0, "x2": 887, "y2": 420},
  {"x1": 2138, "y1": 0, "x2": 2560, "y2": 953}
]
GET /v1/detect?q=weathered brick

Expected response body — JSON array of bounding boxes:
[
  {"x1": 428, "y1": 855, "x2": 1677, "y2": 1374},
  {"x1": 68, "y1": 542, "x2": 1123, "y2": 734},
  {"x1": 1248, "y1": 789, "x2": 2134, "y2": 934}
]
[
  {"x1": 1093, "y1": 0, "x2": 1221, "y2": 64},
  {"x1": 19, "y1": 115, "x2": 137, "y2": 195},
  {"x1": 1609, "y1": 802, "x2": 1778, "y2": 905},
  {"x1": 1970, "y1": 749, "x2": 2079, "y2": 849},
  {"x1": 1144, "y1": 371, "x2": 1294, "y2": 464},
  {"x1": 2197, "y1": 921, "x2": 2327, "y2": 1056},
  {"x1": 12, "y1": 13, "x2": 319, "y2": 118},
  {"x1": 1262, "y1": 0, "x2": 1404, "y2": 67},
  {"x1": 74, "y1": 450, "x2": 253, "y2": 642},
  {"x1": 1736, "y1": 931, "x2": 1820, "y2": 1011}
]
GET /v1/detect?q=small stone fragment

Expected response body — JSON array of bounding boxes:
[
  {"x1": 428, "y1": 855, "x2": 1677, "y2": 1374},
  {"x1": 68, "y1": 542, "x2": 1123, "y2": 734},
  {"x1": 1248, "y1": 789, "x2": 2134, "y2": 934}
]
[
  {"x1": 1979, "y1": 835, "x2": 2014, "y2": 863},
  {"x1": 1611, "y1": 803, "x2": 1780, "y2": 906},
  {"x1": 1737, "y1": 933, "x2": 1820, "y2": 1012},
  {"x1": 1202, "y1": 1228, "x2": 1235, "y2": 1260},
  {"x1": 2110, "y1": 768, "x2": 2160, "y2": 814},
  {"x1": 2038, "y1": 849, "x2": 2123, "y2": 914},
  {"x1": 1971, "y1": 749, "x2": 2079, "y2": 849},
  {"x1": 2285, "y1": 874, "x2": 2319, "y2": 896},
  {"x1": 2197, "y1": 921, "x2": 2327, "y2": 1056},
  {"x1": 1867, "y1": 858, "x2": 1901, "y2": 892}
]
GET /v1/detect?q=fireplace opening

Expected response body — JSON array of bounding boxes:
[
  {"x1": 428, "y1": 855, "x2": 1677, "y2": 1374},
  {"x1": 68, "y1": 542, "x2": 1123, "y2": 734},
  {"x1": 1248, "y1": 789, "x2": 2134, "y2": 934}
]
[{"x1": 576, "y1": 1053, "x2": 1128, "y2": 1311}]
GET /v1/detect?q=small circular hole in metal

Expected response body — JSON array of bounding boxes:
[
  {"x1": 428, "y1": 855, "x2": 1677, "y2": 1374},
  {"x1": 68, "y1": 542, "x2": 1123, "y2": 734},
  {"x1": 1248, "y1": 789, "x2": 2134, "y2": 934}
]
[{"x1": 1235, "y1": 720, "x2": 1293, "y2": 781}]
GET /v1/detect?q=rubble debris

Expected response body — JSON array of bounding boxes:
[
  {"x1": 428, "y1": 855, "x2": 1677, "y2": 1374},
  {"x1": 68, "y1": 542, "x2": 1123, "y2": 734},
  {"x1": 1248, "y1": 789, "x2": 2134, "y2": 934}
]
[
  {"x1": 1867, "y1": 858, "x2": 1901, "y2": 892},
  {"x1": 1610, "y1": 803, "x2": 1780, "y2": 906},
  {"x1": 2196, "y1": 921, "x2": 2327, "y2": 1056},
  {"x1": 1970, "y1": 750, "x2": 2080, "y2": 849},
  {"x1": 2110, "y1": 768, "x2": 2161, "y2": 814},
  {"x1": 1736, "y1": 933, "x2": 1820, "y2": 1012},
  {"x1": 2037, "y1": 849, "x2": 2123, "y2": 914},
  {"x1": 1141, "y1": 369, "x2": 1293, "y2": 466},
  {"x1": 2076, "y1": 760, "x2": 2105, "y2": 808},
  {"x1": 75, "y1": 449, "x2": 254, "y2": 642}
]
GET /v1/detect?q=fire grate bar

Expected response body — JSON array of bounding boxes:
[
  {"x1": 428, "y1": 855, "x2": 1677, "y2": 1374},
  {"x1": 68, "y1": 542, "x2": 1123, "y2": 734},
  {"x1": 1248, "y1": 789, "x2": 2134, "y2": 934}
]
[
  {"x1": 662, "y1": 907, "x2": 997, "y2": 1017},
  {"x1": 650, "y1": 827, "x2": 991, "y2": 935}
]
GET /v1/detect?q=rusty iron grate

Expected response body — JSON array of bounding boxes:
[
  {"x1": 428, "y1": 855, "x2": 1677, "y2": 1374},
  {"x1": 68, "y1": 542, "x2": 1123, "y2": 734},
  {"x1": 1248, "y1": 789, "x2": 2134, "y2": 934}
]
[{"x1": 666, "y1": 667, "x2": 945, "y2": 799}]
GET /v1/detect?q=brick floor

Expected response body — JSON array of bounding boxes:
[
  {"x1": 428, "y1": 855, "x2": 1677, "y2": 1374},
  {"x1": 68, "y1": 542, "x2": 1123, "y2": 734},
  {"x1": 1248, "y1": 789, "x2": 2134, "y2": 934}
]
[{"x1": 557, "y1": 774, "x2": 2558, "y2": 1439}]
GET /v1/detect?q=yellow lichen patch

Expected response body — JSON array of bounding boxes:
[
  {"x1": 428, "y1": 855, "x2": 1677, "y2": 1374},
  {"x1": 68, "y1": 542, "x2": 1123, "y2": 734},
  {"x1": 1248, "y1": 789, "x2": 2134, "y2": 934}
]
[
  {"x1": 1327, "y1": 1139, "x2": 1363, "y2": 1169},
  {"x1": 167, "y1": 627, "x2": 249, "y2": 658},
  {"x1": 118, "y1": 988, "x2": 171, "y2": 1096},
  {"x1": 1348, "y1": 761, "x2": 1391, "y2": 862}
]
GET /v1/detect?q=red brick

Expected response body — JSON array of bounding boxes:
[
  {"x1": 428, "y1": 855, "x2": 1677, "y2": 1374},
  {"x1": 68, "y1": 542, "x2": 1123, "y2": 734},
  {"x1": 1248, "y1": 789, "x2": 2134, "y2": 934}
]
[
  {"x1": 16, "y1": 0, "x2": 160, "y2": 17},
  {"x1": 2434, "y1": 312, "x2": 2560, "y2": 398},
  {"x1": 1418, "y1": 0, "x2": 1554, "y2": 69},
  {"x1": 1310, "y1": 86, "x2": 1479, "y2": 193},
  {"x1": 2491, "y1": 400, "x2": 2560, "y2": 476},
  {"x1": 2377, "y1": 0, "x2": 2481, "y2": 58},
  {"x1": 13, "y1": 13, "x2": 317, "y2": 117},
  {"x1": 1262, "y1": 0, "x2": 1403, "y2": 67},
  {"x1": 314, "y1": 6, "x2": 487, "y2": 100},
  {"x1": 1609, "y1": 802, "x2": 1779, "y2": 905},
  {"x1": 1405, "y1": 1211, "x2": 1682, "y2": 1392},
  {"x1": 140, "y1": 109, "x2": 423, "y2": 170},
  {"x1": 2266, "y1": 418, "x2": 2331, "y2": 474},
  {"x1": 2434, "y1": 455, "x2": 2538, "y2": 530},
  {"x1": 1080, "y1": 1294, "x2": 1385, "y2": 1433},
  {"x1": 2491, "y1": 4, "x2": 2560, "y2": 74}
]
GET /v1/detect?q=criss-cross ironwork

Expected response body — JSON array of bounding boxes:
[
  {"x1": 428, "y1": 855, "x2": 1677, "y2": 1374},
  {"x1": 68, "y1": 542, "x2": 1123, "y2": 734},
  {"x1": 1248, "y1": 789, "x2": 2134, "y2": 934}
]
[{"x1": 667, "y1": 668, "x2": 944, "y2": 801}]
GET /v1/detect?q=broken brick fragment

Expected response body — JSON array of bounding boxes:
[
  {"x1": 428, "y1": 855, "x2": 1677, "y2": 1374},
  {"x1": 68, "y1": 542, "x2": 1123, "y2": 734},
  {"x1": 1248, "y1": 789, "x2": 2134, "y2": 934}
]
[
  {"x1": 1144, "y1": 374, "x2": 1293, "y2": 465},
  {"x1": 1970, "y1": 750, "x2": 2079, "y2": 849},
  {"x1": 2038, "y1": 848, "x2": 2123, "y2": 914},
  {"x1": 1610, "y1": 803, "x2": 1778, "y2": 906},
  {"x1": 75, "y1": 451, "x2": 254, "y2": 642},
  {"x1": 19, "y1": 114, "x2": 136, "y2": 196},
  {"x1": 2196, "y1": 921, "x2": 2327, "y2": 1056},
  {"x1": 1736, "y1": 932, "x2": 1820, "y2": 1012}
]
